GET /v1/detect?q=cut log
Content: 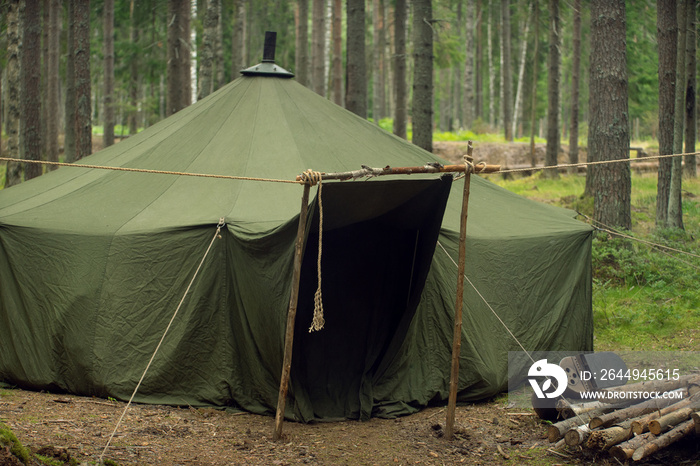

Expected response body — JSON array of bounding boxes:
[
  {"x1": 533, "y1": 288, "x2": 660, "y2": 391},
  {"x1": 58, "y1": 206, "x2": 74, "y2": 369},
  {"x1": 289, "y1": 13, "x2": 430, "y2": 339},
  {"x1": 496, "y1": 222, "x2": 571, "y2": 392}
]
[
  {"x1": 609, "y1": 432, "x2": 656, "y2": 462},
  {"x1": 689, "y1": 376, "x2": 700, "y2": 396},
  {"x1": 631, "y1": 393, "x2": 699, "y2": 434},
  {"x1": 692, "y1": 411, "x2": 699, "y2": 434},
  {"x1": 586, "y1": 425, "x2": 632, "y2": 450},
  {"x1": 564, "y1": 425, "x2": 590, "y2": 446},
  {"x1": 648, "y1": 406, "x2": 696, "y2": 435},
  {"x1": 589, "y1": 391, "x2": 684, "y2": 429},
  {"x1": 556, "y1": 400, "x2": 605, "y2": 419},
  {"x1": 547, "y1": 406, "x2": 619, "y2": 442},
  {"x1": 632, "y1": 419, "x2": 695, "y2": 461}
]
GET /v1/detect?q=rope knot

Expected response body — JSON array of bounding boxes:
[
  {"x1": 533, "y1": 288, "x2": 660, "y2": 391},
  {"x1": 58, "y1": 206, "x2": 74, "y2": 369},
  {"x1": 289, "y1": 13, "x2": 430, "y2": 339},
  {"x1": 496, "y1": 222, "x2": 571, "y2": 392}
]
[{"x1": 301, "y1": 169, "x2": 323, "y2": 186}]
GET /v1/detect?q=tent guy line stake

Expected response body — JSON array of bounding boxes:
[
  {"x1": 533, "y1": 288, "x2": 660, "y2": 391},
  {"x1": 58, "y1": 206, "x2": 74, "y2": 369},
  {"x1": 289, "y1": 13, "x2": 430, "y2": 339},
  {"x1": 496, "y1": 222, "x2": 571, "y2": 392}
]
[
  {"x1": 273, "y1": 183, "x2": 312, "y2": 441},
  {"x1": 98, "y1": 219, "x2": 226, "y2": 464},
  {"x1": 445, "y1": 142, "x2": 475, "y2": 440}
]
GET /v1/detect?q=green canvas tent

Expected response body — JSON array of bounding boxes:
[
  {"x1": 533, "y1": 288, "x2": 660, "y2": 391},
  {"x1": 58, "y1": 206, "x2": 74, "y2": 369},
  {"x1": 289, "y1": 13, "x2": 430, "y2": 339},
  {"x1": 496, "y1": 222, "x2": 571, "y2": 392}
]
[{"x1": 0, "y1": 66, "x2": 593, "y2": 422}]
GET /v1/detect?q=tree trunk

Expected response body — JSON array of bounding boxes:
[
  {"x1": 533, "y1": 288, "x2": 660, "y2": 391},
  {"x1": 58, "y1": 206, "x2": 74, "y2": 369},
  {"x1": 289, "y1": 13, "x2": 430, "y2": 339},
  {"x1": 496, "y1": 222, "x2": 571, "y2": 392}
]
[
  {"x1": 668, "y1": 0, "x2": 687, "y2": 229},
  {"x1": 40, "y1": 0, "x2": 48, "y2": 159},
  {"x1": 569, "y1": 0, "x2": 581, "y2": 169},
  {"x1": 295, "y1": 0, "x2": 309, "y2": 87},
  {"x1": 513, "y1": 3, "x2": 531, "y2": 139},
  {"x1": 412, "y1": 0, "x2": 433, "y2": 152},
  {"x1": 345, "y1": 0, "x2": 367, "y2": 118},
  {"x1": 393, "y1": 0, "x2": 407, "y2": 138},
  {"x1": 128, "y1": 3, "x2": 139, "y2": 136},
  {"x1": 311, "y1": 0, "x2": 326, "y2": 95},
  {"x1": 103, "y1": 0, "x2": 115, "y2": 148},
  {"x1": 501, "y1": 0, "x2": 513, "y2": 141},
  {"x1": 475, "y1": 1, "x2": 483, "y2": 120},
  {"x1": 545, "y1": 0, "x2": 560, "y2": 176},
  {"x1": 63, "y1": 1, "x2": 76, "y2": 163},
  {"x1": 232, "y1": 0, "x2": 247, "y2": 78},
  {"x1": 655, "y1": 0, "x2": 677, "y2": 227},
  {"x1": 529, "y1": 0, "x2": 539, "y2": 167},
  {"x1": 46, "y1": 0, "x2": 59, "y2": 168},
  {"x1": 21, "y1": 0, "x2": 42, "y2": 180},
  {"x1": 198, "y1": 0, "x2": 217, "y2": 100},
  {"x1": 73, "y1": 0, "x2": 91, "y2": 161},
  {"x1": 215, "y1": 0, "x2": 224, "y2": 88},
  {"x1": 331, "y1": 0, "x2": 343, "y2": 105},
  {"x1": 167, "y1": 0, "x2": 183, "y2": 116},
  {"x1": 684, "y1": 0, "x2": 697, "y2": 177},
  {"x1": 180, "y1": 0, "x2": 192, "y2": 107},
  {"x1": 589, "y1": 0, "x2": 630, "y2": 229},
  {"x1": 487, "y1": 6, "x2": 495, "y2": 126},
  {"x1": 463, "y1": 0, "x2": 475, "y2": 129},
  {"x1": 373, "y1": 0, "x2": 386, "y2": 122},
  {"x1": 4, "y1": 0, "x2": 21, "y2": 187}
]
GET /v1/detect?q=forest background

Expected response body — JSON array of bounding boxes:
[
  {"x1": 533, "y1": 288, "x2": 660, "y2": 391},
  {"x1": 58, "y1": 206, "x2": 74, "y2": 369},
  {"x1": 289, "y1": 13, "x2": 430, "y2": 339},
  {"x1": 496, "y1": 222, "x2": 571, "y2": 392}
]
[{"x1": 0, "y1": 0, "x2": 697, "y2": 228}]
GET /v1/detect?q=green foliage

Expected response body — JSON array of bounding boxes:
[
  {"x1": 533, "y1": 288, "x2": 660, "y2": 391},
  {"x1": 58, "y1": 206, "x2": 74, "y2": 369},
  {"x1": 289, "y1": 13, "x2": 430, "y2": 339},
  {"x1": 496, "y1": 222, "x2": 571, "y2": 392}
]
[
  {"x1": 495, "y1": 172, "x2": 700, "y2": 352},
  {"x1": 0, "y1": 422, "x2": 32, "y2": 464}
]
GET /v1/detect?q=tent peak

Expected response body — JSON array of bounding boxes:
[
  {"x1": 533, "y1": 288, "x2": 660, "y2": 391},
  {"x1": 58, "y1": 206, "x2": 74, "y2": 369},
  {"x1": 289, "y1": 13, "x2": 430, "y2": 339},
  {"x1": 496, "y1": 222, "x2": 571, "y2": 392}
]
[{"x1": 241, "y1": 31, "x2": 294, "y2": 78}]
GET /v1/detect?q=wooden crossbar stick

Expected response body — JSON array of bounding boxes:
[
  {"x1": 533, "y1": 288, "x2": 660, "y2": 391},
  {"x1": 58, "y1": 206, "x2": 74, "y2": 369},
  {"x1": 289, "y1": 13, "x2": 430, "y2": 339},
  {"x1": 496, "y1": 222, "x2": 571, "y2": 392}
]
[{"x1": 295, "y1": 162, "x2": 501, "y2": 182}]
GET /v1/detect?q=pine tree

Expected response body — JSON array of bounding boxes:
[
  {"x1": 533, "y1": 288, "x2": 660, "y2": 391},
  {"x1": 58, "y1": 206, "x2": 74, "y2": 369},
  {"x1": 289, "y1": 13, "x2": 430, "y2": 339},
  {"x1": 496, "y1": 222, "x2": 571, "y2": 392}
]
[
  {"x1": 22, "y1": 0, "x2": 42, "y2": 180},
  {"x1": 412, "y1": 0, "x2": 434, "y2": 152},
  {"x1": 589, "y1": 0, "x2": 631, "y2": 229},
  {"x1": 545, "y1": 0, "x2": 560, "y2": 177},
  {"x1": 346, "y1": 0, "x2": 367, "y2": 117}
]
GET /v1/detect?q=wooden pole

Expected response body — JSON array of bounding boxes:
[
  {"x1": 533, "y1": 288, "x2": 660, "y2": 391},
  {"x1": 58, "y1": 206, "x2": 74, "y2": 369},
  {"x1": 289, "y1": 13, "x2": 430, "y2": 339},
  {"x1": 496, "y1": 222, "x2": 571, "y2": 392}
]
[
  {"x1": 609, "y1": 432, "x2": 656, "y2": 462},
  {"x1": 631, "y1": 393, "x2": 699, "y2": 434},
  {"x1": 295, "y1": 161, "x2": 500, "y2": 182},
  {"x1": 632, "y1": 419, "x2": 695, "y2": 461},
  {"x1": 273, "y1": 183, "x2": 311, "y2": 441},
  {"x1": 445, "y1": 142, "x2": 474, "y2": 440}
]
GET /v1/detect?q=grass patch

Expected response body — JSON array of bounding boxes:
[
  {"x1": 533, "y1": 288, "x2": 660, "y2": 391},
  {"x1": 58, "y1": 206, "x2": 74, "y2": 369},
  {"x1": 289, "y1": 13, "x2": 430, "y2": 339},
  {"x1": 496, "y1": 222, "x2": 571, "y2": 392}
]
[
  {"x1": 492, "y1": 172, "x2": 700, "y2": 351},
  {"x1": 0, "y1": 422, "x2": 32, "y2": 464}
]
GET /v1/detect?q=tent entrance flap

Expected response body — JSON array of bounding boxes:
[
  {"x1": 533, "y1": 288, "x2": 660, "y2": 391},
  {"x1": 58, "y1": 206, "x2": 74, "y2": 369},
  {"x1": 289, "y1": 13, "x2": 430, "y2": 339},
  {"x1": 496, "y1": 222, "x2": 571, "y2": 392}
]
[{"x1": 290, "y1": 177, "x2": 452, "y2": 421}]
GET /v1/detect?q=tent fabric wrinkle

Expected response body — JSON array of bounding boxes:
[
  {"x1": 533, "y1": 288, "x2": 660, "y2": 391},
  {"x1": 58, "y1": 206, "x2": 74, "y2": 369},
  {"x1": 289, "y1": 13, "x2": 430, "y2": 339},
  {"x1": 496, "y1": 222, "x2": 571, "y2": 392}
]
[{"x1": 0, "y1": 74, "x2": 593, "y2": 422}]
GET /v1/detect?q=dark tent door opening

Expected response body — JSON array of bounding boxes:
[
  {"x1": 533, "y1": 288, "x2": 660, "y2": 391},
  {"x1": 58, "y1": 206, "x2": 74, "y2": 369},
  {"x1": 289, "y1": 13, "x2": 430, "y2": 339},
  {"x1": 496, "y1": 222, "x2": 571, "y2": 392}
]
[{"x1": 290, "y1": 177, "x2": 452, "y2": 421}]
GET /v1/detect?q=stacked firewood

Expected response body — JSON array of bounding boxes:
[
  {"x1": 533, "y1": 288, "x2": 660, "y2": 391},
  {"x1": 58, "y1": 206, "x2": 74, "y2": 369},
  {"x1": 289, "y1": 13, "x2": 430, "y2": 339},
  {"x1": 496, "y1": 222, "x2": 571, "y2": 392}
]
[{"x1": 545, "y1": 375, "x2": 700, "y2": 462}]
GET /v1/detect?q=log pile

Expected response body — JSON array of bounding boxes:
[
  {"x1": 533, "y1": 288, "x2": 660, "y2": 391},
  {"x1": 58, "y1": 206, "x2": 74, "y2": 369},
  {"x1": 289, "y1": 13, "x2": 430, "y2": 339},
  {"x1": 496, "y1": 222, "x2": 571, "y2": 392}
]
[{"x1": 545, "y1": 375, "x2": 700, "y2": 462}]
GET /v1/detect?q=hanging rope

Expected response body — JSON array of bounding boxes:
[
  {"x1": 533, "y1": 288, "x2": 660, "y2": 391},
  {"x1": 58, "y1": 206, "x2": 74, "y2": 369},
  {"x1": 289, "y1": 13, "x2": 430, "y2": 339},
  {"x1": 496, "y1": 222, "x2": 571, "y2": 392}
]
[
  {"x1": 301, "y1": 170, "x2": 326, "y2": 332},
  {"x1": 98, "y1": 218, "x2": 225, "y2": 464}
]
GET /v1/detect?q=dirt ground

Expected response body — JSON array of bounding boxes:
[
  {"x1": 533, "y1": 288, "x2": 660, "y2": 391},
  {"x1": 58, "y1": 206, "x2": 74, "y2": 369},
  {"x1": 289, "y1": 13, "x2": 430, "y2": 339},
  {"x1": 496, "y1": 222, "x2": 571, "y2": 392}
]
[{"x1": 1, "y1": 387, "x2": 699, "y2": 466}]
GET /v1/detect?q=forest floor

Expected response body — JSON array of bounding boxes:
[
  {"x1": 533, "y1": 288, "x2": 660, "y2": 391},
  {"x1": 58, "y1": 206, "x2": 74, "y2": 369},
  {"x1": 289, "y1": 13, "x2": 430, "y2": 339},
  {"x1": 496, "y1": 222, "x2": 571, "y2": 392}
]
[{"x1": 2, "y1": 386, "x2": 699, "y2": 466}]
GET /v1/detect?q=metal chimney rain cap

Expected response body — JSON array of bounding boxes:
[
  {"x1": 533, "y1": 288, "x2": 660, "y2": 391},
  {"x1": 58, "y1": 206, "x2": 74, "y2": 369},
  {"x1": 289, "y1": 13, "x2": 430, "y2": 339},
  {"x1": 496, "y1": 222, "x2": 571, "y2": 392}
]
[{"x1": 240, "y1": 31, "x2": 295, "y2": 78}]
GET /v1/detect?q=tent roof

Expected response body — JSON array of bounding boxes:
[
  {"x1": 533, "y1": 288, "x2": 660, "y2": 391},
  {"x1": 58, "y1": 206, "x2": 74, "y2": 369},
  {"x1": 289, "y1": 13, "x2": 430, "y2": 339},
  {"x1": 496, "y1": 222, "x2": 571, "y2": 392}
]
[{"x1": 0, "y1": 76, "x2": 589, "y2": 239}]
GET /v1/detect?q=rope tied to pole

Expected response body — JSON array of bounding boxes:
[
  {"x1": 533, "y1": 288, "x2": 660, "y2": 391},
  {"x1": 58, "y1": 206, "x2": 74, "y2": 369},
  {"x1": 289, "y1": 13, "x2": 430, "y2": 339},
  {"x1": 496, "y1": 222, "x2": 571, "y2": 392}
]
[
  {"x1": 299, "y1": 168, "x2": 323, "y2": 186},
  {"x1": 304, "y1": 169, "x2": 325, "y2": 332}
]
